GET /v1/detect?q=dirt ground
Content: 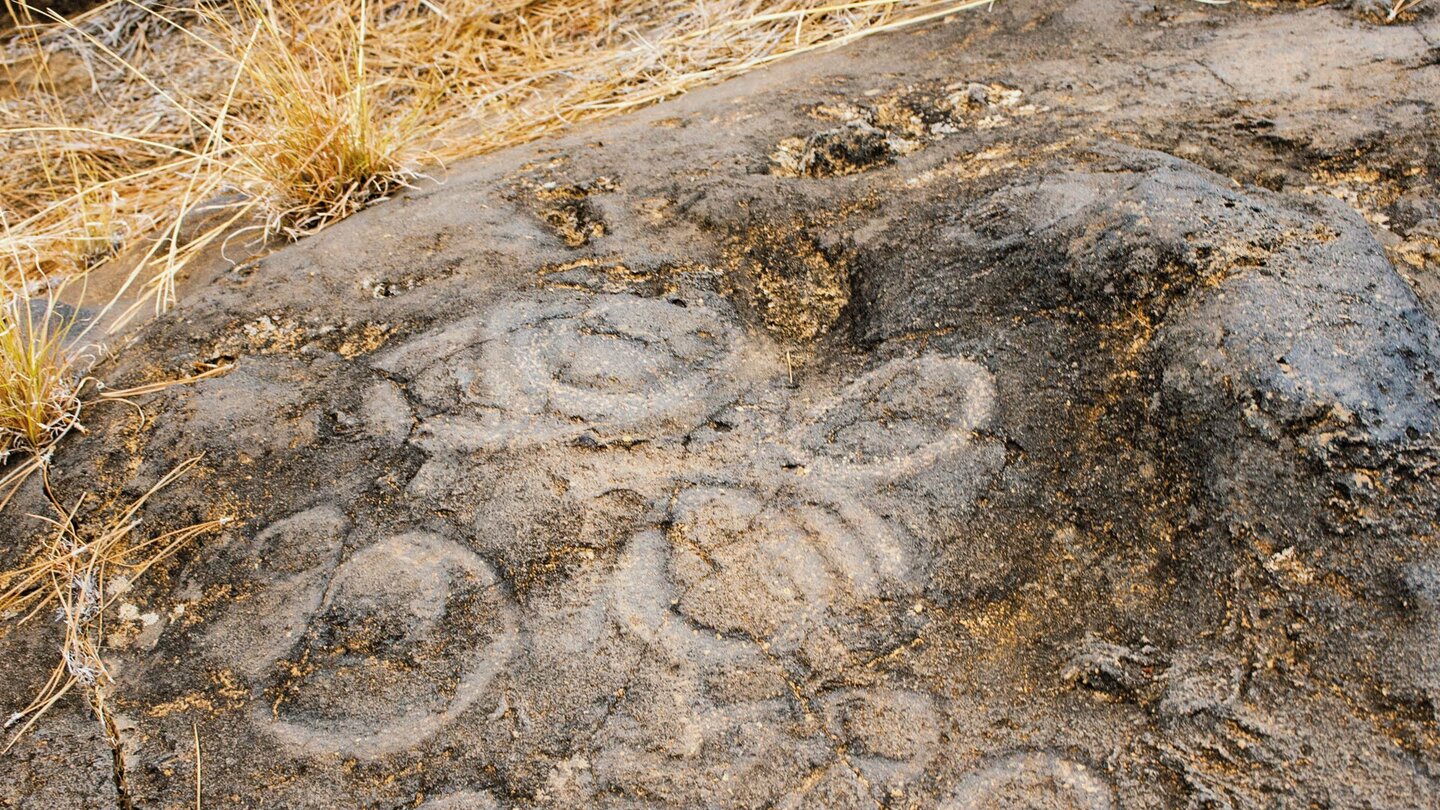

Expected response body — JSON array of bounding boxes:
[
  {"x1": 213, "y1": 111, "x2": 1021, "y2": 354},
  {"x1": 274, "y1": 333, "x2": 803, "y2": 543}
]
[{"x1": 2, "y1": 0, "x2": 1440, "y2": 807}]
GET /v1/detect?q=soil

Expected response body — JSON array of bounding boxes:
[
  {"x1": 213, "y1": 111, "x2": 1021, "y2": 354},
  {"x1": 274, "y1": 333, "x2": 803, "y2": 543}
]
[{"x1": 3, "y1": 1, "x2": 1440, "y2": 808}]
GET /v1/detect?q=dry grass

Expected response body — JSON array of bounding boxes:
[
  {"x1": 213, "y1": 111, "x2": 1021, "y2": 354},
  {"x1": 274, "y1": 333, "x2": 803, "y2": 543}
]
[
  {"x1": 1382, "y1": 0, "x2": 1425, "y2": 21},
  {"x1": 190, "y1": 0, "x2": 429, "y2": 239},
  {"x1": 0, "y1": 295, "x2": 80, "y2": 458},
  {"x1": 1, "y1": 457, "x2": 229, "y2": 752},
  {"x1": 0, "y1": 284, "x2": 84, "y2": 480},
  {"x1": 0, "y1": 274, "x2": 230, "y2": 512},
  {"x1": 1, "y1": 0, "x2": 993, "y2": 316}
]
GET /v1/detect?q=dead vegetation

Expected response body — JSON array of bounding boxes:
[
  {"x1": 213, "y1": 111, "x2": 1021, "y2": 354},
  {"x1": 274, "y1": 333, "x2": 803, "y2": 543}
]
[
  {"x1": 1, "y1": 0, "x2": 994, "y2": 311},
  {"x1": 0, "y1": 456, "x2": 228, "y2": 808},
  {"x1": 0, "y1": 288, "x2": 82, "y2": 466},
  {"x1": 0, "y1": 283, "x2": 84, "y2": 510}
]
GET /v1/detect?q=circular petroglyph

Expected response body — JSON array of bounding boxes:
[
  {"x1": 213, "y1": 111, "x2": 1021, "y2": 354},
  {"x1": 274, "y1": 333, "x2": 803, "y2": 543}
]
[
  {"x1": 941, "y1": 752, "x2": 1115, "y2": 810},
  {"x1": 667, "y1": 485, "x2": 911, "y2": 650},
  {"x1": 482, "y1": 294, "x2": 742, "y2": 425},
  {"x1": 821, "y1": 687, "x2": 939, "y2": 762},
  {"x1": 257, "y1": 532, "x2": 517, "y2": 758},
  {"x1": 386, "y1": 292, "x2": 745, "y2": 452},
  {"x1": 798, "y1": 354, "x2": 995, "y2": 481},
  {"x1": 203, "y1": 506, "x2": 348, "y2": 678},
  {"x1": 819, "y1": 687, "x2": 939, "y2": 790}
]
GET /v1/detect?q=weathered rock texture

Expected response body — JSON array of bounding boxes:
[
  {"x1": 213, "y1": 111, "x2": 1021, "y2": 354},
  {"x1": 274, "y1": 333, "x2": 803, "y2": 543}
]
[{"x1": 4, "y1": 1, "x2": 1440, "y2": 808}]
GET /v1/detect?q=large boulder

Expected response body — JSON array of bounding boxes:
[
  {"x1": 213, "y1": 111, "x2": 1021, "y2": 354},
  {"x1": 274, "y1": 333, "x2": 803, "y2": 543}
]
[{"x1": 4, "y1": 1, "x2": 1439, "y2": 807}]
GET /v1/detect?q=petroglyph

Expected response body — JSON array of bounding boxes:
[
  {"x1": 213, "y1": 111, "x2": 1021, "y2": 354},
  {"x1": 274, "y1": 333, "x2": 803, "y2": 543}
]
[
  {"x1": 202, "y1": 506, "x2": 348, "y2": 679},
  {"x1": 667, "y1": 484, "x2": 913, "y2": 655},
  {"x1": 13, "y1": 42, "x2": 1439, "y2": 802},
  {"x1": 819, "y1": 687, "x2": 940, "y2": 791},
  {"x1": 378, "y1": 292, "x2": 747, "y2": 452},
  {"x1": 942, "y1": 753, "x2": 1115, "y2": 810},
  {"x1": 798, "y1": 354, "x2": 995, "y2": 482},
  {"x1": 256, "y1": 532, "x2": 518, "y2": 759}
]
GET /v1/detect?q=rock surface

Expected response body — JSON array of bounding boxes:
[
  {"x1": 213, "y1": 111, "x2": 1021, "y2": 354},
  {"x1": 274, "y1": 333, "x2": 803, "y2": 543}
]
[{"x1": 4, "y1": 1, "x2": 1440, "y2": 808}]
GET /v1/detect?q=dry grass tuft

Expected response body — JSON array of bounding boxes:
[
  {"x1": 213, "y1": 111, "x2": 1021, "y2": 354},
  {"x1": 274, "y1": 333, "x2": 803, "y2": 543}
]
[
  {"x1": 194, "y1": 0, "x2": 429, "y2": 238},
  {"x1": 0, "y1": 286, "x2": 83, "y2": 466},
  {"x1": 0, "y1": 271, "x2": 230, "y2": 510}
]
